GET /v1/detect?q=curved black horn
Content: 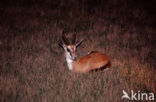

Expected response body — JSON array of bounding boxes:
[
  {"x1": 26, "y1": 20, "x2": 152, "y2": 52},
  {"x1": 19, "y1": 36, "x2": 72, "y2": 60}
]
[
  {"x1": 72, "y1": 32, "x2": 77, "y2": 44},
  {"x1": 62, "y1": 30, "x2": 69, "y2": 45}
]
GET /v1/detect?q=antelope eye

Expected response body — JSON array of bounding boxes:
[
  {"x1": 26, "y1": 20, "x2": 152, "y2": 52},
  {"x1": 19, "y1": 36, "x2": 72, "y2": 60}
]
[{"x1": 67, "y1": 48, "x2": 70, "y2": 52}]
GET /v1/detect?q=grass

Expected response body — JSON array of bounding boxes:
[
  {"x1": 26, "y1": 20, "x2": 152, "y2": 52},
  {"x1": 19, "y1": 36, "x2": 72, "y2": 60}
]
[{"x1": 0, "y1": 0, "x2": 156, "y2": 102}]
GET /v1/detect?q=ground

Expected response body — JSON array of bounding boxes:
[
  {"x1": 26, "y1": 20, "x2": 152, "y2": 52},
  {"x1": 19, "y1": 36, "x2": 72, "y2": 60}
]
[{"x1": 0, "y1": 0, "x2": 156, "y2": 102}]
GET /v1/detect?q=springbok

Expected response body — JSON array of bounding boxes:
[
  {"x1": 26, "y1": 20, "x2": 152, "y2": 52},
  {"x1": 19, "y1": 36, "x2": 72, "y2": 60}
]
[{"x1": 58, "y1": 31, "x2": 110, "y2": 73}]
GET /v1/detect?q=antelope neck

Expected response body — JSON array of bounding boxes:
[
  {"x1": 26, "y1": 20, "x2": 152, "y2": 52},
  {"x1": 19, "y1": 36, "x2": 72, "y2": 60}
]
[{"x1": 65, "y1": 56, "x2": 73, "y2": 70}]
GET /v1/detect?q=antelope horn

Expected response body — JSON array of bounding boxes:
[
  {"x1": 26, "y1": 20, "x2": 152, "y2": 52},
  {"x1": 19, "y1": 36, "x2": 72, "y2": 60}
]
[
  {"x1": 72, "y1": 31, "x2": 77, "y2": 44},
  {"x1": 62, "y1": 30, "x2": 69, "y2": 45}
]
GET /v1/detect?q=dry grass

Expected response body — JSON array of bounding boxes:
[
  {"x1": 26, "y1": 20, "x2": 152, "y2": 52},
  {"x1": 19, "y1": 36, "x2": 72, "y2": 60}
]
[{"x1": 0, "y1": 0, "x2": 156, "y2": 102}]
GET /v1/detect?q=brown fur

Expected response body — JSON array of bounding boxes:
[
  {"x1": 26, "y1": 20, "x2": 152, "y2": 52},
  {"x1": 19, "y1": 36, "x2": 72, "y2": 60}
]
[{"x1": 72, "y1": 51, "x2": 110, "y2": 73}]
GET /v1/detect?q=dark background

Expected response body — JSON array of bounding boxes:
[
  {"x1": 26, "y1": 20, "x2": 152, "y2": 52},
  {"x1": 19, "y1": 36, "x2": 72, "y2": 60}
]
[{"x1": 0, "y1": 0, "x2": 155, "y2": 102}]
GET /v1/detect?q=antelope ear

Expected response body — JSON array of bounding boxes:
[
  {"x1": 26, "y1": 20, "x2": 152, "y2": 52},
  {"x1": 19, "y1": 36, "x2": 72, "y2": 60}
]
[
  {"x1": 58, "y1": 39, "x2": 65, "y2": 49},
  {"x1": 76, "y1": 39, "x2": 83, "y2": 48}
]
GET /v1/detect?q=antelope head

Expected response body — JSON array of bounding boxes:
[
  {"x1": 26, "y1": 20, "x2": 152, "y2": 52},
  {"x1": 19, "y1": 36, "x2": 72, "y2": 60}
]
[{"x1": 58, "y1": 30, "x2": 83, "y2": 61}]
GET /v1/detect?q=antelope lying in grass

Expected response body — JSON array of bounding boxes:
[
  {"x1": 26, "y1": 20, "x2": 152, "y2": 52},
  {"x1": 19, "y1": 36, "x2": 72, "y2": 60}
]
[{"x1": 58, "y1": 31, "x2": 110, "y2": 73}]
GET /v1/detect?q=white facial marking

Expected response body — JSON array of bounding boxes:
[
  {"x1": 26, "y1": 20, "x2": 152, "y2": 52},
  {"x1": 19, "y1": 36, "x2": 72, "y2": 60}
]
[
  {"x1": 65, "y1": 45, "x2": 73, "y2": 70},
  {"x1": 74, "y1": 47, "x2": 76, "y2": 51},
  {"x1": 66, "y1": 46, "x2": 71, "y2": 58},
  {"x1": 67, "y1": 46, "x2": 72, "y2": 50}
]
